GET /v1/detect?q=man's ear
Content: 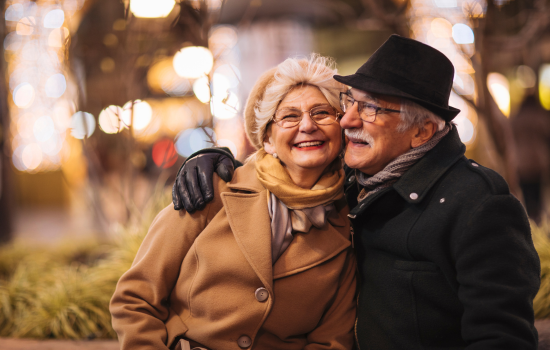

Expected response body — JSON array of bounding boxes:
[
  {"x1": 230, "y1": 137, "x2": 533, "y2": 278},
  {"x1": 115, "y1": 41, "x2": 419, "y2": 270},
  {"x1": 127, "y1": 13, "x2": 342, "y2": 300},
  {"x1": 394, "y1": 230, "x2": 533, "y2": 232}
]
[
  {"x1": 411, "y1": 120, "x2": 437, "y2": 148},
  {"x1": 263, "y1": 126, "x2": 276, "y2": 154}
]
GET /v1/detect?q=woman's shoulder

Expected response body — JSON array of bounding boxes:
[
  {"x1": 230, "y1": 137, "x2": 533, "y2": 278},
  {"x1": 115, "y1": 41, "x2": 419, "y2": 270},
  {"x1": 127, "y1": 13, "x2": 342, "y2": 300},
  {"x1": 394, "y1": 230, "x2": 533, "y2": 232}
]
[
  {"x1": 227, "y1": 160, "x2": 265, "y2": 193},
  {"x1": 154, "y1": 174, "x2": 233, "y2": 228}
]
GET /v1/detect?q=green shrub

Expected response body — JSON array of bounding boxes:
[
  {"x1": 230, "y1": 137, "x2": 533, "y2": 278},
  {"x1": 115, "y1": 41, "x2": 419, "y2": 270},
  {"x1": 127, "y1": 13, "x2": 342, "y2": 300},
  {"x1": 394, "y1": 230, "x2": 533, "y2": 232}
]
[
  {"x1": 533, "y1": 219, "x2": 550, "y2": 319},
  {"x1": 0, "y1": 186, "x2": 170, "y2": 339}
]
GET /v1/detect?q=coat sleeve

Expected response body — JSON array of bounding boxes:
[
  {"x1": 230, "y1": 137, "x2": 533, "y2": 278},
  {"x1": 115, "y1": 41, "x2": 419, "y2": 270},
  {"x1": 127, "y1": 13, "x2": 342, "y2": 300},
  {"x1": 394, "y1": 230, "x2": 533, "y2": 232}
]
[
  {"x1": 454, "y1": 194, "x2": 541, "y2": 350},
  {"x1": 305, "y1": 247, "x2": 357, "y2": 350},
  {"x1": 110, "y1": 185, "x2": 224, "y2": 350}
]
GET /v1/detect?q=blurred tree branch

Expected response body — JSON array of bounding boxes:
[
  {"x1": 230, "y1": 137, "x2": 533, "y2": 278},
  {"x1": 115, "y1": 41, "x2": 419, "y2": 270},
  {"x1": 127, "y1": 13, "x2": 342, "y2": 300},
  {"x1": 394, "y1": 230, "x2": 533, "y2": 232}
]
[
  {"x1": 471, "y1": 0, "x2": 550, "y2": 198},
  {"x1": 67, "y1": 0, "x2": 220, "y2": 231},
  {"x1": 484, "y1": 0, "x2": 550, "y2": 51},
  {"x1": 360, "y1": 0, "x2": 410, "y2": 36}
]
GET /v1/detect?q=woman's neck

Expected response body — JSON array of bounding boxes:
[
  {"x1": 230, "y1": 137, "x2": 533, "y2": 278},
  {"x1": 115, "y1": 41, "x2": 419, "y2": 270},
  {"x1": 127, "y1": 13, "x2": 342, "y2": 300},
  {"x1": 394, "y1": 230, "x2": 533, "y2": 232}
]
[{"x1": 286, "y1": 167, "x2": 325, "y2": 189}]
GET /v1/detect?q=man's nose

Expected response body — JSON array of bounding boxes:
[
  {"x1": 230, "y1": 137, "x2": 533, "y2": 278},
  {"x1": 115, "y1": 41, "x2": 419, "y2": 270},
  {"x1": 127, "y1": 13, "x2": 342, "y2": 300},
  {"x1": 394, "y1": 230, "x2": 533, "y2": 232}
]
[
  {"x1": 299, "y1": 113, "x2": 318, "y2": 133},
  {"x1": 340, "y1": 103, "x2": 363, "y2": 130}
]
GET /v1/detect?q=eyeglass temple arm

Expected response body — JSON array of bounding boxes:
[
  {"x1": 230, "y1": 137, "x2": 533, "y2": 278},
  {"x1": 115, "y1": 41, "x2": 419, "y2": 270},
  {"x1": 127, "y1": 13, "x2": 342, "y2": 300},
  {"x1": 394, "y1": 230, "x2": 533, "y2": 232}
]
[{"x1": 377, "y1": 106, "x2": 401, "y2": 114}]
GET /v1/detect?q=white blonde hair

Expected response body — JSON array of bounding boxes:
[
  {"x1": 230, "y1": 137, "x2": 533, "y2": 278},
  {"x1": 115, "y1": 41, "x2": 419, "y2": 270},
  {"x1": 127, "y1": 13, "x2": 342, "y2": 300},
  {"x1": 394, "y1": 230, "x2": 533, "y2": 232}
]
[{"x1": 254, "y1": 54, "x2": 345, "y2": 142}]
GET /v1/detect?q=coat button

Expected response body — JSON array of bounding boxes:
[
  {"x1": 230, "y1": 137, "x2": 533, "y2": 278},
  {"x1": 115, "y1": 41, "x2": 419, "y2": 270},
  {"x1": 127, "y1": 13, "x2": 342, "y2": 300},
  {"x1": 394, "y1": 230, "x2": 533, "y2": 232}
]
[
  {"x1": 348, "y1": 175, "x2": 355, "y2": 183},
  {"x1": 237, "y1": 335, "x2": 252, "y2": 348},
  {"x1": 409, "y1": 192, "x2": 418, "y2": 200},
  {"x1": 472, "y1": 163, "x2": 479, "y2": 167},
  {"x1": 255, "y1": 287, "x2": 269, "y2": 302}
]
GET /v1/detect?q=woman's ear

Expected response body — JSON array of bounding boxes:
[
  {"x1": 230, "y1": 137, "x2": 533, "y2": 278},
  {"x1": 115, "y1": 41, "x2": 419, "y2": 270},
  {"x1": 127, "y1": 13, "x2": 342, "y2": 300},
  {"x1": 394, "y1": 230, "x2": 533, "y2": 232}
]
[
  {"x1": 411, "y1": 120, "x2": 437, "y2": 148},
  {"x1": 263, "y1": 126, "x2": 276, "y2": 155}
]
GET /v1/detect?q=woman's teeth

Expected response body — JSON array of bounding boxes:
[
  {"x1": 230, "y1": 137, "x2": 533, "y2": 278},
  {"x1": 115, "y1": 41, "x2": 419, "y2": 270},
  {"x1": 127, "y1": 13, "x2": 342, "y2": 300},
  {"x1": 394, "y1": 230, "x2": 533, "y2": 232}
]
[{"x1": 296, "y1": 141, "x2": 323, "y2": 148}]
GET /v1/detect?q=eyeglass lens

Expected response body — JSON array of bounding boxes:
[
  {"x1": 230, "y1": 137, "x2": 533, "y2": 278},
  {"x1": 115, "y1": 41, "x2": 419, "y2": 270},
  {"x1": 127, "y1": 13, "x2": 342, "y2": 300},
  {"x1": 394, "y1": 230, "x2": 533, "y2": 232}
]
[
  {"x1": 340, "y1": 92, "x2": 377, "y2": 123},
  {"x1": 274, "y1": 105, "x2": 338, "y2": 128}
]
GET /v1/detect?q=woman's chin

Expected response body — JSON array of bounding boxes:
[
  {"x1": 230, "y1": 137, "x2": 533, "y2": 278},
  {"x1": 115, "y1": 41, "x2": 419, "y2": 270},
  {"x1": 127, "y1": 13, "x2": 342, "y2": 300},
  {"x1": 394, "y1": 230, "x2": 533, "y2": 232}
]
[{"x1": 287, "y1": 156, "x2": 335, "y2": 171}]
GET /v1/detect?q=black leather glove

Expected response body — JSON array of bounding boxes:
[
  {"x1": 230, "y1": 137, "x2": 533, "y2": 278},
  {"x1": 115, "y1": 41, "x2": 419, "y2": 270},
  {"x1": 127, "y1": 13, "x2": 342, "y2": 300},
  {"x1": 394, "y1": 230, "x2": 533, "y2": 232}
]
[{"x1": 172, "y1": 147, "x2": 237, "y2": 213}]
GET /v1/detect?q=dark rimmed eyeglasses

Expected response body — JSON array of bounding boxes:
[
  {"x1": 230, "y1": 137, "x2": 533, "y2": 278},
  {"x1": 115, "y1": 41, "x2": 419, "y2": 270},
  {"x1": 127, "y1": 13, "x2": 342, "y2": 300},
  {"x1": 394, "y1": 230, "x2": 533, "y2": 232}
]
[
  {"x1": 272, "y1": 104, "x2": 341, "y2": 128},
  {"x1": 339, "y1": 91, "x2": 401, "y2": 123}
]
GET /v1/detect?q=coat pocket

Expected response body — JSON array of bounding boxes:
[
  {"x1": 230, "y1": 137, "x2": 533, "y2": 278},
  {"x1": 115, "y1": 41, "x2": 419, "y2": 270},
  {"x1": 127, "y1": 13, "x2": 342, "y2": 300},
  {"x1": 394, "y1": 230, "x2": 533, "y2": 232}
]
[{"x1": 394, "y1": 259, "x2": 463, "y2": 348}]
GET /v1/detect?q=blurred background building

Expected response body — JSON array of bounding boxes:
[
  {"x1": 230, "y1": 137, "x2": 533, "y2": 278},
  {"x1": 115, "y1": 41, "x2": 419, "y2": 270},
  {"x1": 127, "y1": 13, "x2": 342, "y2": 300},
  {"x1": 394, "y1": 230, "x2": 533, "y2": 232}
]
[{"x1": 1, "y1": 0, "x2": 549, "y2": 244}]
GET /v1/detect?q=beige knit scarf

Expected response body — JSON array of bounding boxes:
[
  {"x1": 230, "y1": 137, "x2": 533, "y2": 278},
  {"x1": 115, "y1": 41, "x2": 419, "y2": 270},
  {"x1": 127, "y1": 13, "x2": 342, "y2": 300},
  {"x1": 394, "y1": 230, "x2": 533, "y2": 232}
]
[
  {"x1": 357, "y1": 123, "x2": 451, "y2": 202},
  {"x1": 255, "y1": 149, "x2": 345, "y2": 209},
  {"x1": 255, "y1": 150, "x2": 345, "y2": 263}
]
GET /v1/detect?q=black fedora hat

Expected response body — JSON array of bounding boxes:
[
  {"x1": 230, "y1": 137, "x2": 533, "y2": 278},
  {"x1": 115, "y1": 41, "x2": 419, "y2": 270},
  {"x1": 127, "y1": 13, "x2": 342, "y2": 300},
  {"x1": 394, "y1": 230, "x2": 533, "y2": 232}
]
[{"x1": 333, "y1": 34, "x2": 460, "y2": 121}]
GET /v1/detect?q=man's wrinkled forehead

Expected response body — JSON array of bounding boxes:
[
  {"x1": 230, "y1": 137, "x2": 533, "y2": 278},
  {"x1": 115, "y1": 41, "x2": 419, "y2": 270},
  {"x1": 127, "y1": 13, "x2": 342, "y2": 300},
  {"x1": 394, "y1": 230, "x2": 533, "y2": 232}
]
[{"x1": 350, "y1": 88, "x2": 402, "y2": 108}]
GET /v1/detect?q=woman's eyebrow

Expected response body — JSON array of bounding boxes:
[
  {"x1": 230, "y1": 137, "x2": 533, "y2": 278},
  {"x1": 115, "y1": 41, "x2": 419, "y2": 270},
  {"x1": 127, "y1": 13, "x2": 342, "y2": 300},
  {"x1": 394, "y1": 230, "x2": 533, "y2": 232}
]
[{"x1": 310, "y1": 103, "x2": 332, "y2": 108}]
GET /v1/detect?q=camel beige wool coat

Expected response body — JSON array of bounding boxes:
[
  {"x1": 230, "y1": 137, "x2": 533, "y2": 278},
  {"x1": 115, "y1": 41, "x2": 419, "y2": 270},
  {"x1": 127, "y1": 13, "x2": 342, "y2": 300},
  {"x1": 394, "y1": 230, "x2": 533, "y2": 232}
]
[{"x1": 110, "y1": 161, "x2": 357, "y2": 350}]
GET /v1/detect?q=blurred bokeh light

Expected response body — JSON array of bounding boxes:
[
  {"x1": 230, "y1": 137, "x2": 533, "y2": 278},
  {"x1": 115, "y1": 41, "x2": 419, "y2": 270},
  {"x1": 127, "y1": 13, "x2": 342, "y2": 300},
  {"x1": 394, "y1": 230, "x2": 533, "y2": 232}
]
[
  {"x1": 487, "y1": 72, "x2": 511, "y2": 117},
  {"x1": 539, "y1": 64, "x2": 550, "y2": 110},
  {"x1": 98, "y1": 105, "x2": 124, "y2": 134},
  {"x1": 5, "y1": 1, "x2": 77, "y2": 173},
  {"x1": 121, "y1": 100, "x2": 153, "y2": 131},
  {"x1": 70, "y1": 111, "x2": 96, "y2": 139},
  {"x1": 130, "y1": 0, "x2": 176, "y2": 18},
  {"x1": 152, "y1": 139, "x2": 178, "y2": 168},
  {"x1": 173, "y1": 46, "x2": 214, "y2": 79}
]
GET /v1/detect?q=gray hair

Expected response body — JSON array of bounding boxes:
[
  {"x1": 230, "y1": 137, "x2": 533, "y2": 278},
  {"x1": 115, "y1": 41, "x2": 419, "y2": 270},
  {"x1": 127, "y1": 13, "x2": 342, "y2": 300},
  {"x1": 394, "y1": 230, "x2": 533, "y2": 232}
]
[
  {"x1": 397, "y1": 99, "x2": 446, "y2": 133},
  {"x1": 254, "y1": 54, "x2": 345, "y2": 140}
]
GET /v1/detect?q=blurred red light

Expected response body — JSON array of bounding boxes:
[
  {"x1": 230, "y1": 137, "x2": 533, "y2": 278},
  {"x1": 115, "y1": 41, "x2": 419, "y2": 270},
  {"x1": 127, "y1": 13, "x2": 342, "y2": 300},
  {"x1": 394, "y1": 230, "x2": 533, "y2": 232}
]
[{"x1": 152, "y1": 139, "x2": 178, "y2": 168}]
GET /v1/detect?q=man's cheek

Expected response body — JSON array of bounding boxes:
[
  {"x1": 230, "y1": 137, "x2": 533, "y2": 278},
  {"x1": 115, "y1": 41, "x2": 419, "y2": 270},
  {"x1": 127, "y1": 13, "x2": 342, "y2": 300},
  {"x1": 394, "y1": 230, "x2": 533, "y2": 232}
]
[{"x1": 344, "y1": 151, "x2": 359, "y2": 165}]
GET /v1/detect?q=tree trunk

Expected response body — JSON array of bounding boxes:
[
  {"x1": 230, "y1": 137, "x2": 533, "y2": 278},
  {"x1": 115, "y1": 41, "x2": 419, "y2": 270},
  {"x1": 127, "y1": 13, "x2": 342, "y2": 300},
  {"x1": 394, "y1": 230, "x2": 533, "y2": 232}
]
[
  {"x1": 0, "y1": 0, "x2": 14, "y2": 244},
  {"x1": 472, "y1": 4, "x2": 522, "y2": 198}
]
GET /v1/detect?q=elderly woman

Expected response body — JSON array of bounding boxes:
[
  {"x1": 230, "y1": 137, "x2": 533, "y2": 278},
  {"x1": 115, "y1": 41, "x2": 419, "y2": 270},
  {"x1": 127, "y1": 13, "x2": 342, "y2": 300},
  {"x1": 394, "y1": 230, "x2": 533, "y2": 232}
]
[{"x1": 110, "y1": 55, "x2": 356, "y2": 350}]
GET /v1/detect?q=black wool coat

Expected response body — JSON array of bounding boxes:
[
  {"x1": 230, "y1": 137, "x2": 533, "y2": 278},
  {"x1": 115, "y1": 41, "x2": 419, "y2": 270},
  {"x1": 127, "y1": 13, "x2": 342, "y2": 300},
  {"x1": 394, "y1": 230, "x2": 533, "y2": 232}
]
[{"x1": 345, "y1": 127, "x2": 541, "y2": 350}]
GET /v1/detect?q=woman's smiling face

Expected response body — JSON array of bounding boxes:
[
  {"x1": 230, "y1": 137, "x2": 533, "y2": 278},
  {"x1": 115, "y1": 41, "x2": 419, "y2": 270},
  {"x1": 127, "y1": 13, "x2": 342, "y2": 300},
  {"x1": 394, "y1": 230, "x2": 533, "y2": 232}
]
[{"x1": 264, "y1": 85, "x2": 342, "y2": 186}]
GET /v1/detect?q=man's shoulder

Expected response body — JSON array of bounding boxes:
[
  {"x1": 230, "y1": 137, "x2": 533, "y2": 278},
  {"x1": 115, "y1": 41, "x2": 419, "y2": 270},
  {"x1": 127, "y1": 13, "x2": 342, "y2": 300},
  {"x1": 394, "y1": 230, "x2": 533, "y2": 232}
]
[{"x1": 443, "y1": 157, "x2": 510, "y2": 197}]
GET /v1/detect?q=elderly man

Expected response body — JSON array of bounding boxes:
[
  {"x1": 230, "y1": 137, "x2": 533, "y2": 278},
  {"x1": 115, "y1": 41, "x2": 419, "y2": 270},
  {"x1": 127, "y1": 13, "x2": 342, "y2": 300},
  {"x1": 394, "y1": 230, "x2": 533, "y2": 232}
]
[{"x1": 172, "y1": 35, "x2": 540, "y2": 349}]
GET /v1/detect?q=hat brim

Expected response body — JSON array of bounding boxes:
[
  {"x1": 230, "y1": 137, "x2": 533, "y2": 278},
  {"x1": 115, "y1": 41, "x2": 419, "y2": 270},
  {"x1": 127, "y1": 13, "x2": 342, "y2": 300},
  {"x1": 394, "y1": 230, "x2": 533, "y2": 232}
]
[{"x1": 333, "y1": 73, "x2": 460, "y2": 121}]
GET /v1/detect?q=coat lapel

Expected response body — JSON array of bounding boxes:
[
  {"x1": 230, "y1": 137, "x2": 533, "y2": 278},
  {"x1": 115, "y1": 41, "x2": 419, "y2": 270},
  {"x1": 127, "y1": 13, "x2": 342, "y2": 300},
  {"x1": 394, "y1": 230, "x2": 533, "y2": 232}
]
[
  {"x1": 223, "y1": 161, "x2": 351, "y2": 284},
  {"x1": 222, "y1": 163, "x2": 274, "y2": 293},
  {"x1": 273, "y1": 219, "x2": 350, "y2": 279}
]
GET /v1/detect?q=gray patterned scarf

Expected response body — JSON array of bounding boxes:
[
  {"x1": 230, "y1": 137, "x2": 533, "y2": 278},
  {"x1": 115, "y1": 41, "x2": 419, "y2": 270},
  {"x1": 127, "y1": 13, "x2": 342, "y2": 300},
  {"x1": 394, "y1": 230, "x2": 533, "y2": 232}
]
[
  {"x1": 357, "y1": 123, "x2": 451, "y2": 202},
  {"x1": 268, "y1": 192, "x2": 340, "y2": 264}
]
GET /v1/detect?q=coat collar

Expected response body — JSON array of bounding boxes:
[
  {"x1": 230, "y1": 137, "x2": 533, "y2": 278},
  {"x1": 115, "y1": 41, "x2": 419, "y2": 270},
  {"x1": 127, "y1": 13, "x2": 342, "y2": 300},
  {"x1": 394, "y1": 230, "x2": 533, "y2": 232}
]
[
  {"x1": 227, "y1": 160, "x2": 265, "y2": 193},
  {"x1": 221, "y1": 190, "x2": 274, "y2": 293},
  {"x1": 348, "y1": 126, "x2": 465, "y2": 218},
  {"x1": 222, "y1": 161, "x2": 351, "y2": 290},
  {"x1": 393, "y1": 126, "x2": 465, "y2": 203}
]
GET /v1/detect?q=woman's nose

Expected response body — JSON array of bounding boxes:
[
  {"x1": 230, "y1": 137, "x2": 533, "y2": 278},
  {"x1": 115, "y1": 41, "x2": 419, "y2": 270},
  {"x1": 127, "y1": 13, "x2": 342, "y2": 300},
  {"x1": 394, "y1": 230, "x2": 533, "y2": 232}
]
[
  {"x1": 340, "y1": 104, "x2": 363, "y2": 130},
  {"x1": 299, "y1": 113, "x2": 318, "y2": 133}
]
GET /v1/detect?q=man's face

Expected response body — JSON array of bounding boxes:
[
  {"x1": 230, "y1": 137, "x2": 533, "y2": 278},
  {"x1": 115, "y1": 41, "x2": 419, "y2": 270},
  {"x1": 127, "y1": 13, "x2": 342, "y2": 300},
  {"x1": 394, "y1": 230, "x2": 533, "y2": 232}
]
[{"x1": 340, "y1": 89, "x2": 415, "y2": 175}]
